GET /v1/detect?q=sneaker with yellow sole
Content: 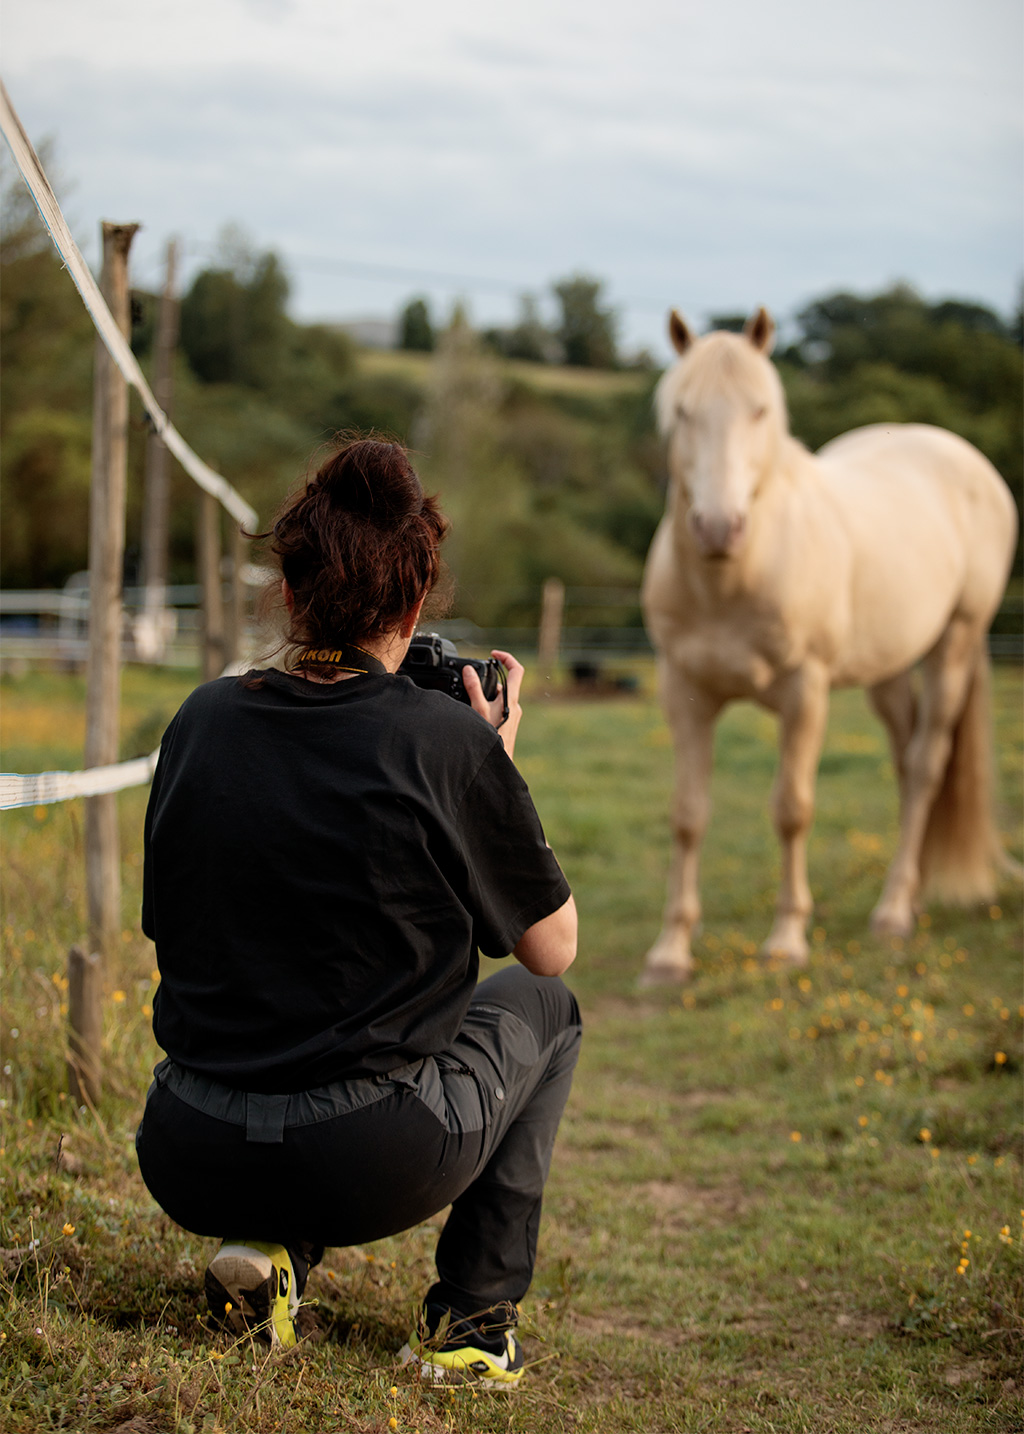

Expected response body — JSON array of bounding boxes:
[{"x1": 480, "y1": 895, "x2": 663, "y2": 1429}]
[
  {"x1": 399, "y1": 1302, "x2": 524, "y2": 1389},
  {"x1": 205, "y1": 1240, "x2": 300, "y2": 1348}
]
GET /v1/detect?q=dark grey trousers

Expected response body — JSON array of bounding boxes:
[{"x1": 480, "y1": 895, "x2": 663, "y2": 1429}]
[{"x1": 136, "y1": 966, "x2": 581, "y2": 1315}]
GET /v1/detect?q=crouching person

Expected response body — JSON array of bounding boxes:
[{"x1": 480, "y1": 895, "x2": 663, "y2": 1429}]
[{"x1": 135, "y1": 437, "x2": 580, "y2": 1389}]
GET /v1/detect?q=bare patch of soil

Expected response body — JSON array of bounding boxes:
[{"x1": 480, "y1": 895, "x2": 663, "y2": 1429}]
[
  {"x1": 568, "y1": 1311, "x2": 692, "y2": 1348},
  {"x1": 641, "y1": 1175, "x2": 748, "y2": 1228}
]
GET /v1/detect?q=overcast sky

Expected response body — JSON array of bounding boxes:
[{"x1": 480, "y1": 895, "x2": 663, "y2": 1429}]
[{"x1": 3, "y1": 0, "x2": 1021, "y2": 356}]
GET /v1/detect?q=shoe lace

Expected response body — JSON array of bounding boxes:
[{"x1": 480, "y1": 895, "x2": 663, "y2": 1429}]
[{"x1": 425, "y1": 1299, "x2": 519, "y2": 1350}]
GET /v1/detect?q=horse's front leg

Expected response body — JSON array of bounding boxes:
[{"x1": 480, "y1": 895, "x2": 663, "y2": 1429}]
[
  {"x1": 762, "y1": 661, "x2": 830, "y2": 965},
  {"x1": 640, "y1": 668, "x2": 722, "y2": 985}
]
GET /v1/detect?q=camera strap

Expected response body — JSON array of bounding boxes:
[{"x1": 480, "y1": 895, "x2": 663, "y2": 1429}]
[{"x1": 292, "y1": 643, "x2": 387, "y2": 676}]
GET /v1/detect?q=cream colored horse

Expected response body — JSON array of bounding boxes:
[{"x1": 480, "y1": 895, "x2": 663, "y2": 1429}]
[{"x1": 641, "y1": 307, "x2": 1017, "y2": 983}]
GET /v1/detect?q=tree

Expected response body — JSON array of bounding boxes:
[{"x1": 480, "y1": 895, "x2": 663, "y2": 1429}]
[
  {"x1": 399, "y1": 297, "x2": 434, "y2": 352},
  {"x1": 484, "y1": 294, "x2": 556, "y2": 363},
  {"x1": 707, "y1": 314, "x2": 748, "y2": 334},
  {"x1": 179, "y1": 227, "x2": 291, "y2": 391},
  {"x1": 416, "y1": 307, "x2": 647, "y2": 625},
  {"x1": 1, "y1": 145, "x2": 96, "y2": 586},
  {"x1": 552, "y1": 274, "x2": 617, "y2": 368}
]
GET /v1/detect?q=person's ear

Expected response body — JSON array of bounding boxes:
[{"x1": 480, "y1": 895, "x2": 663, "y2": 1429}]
[
  {"x1": 281, "y1": 578, "x2": 295, "y2": 615},
  {"x1": 399, "y1": 595, "x2": 426, "y2": 639}
]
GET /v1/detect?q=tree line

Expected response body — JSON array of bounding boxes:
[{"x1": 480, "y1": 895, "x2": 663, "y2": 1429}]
[
  {"x1": 400, "y1": 276, "x2": 628, "y2": 370},
  {"x1": 2, "y1": 191, "x2": 1020, "y2": 625}
]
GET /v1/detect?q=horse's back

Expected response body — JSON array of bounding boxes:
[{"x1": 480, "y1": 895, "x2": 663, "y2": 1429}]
[
  {"x1": 818, "y1": 423, "x2": 1014, "y2": 542},
  {"x1": 815, "y1": 424, "x2": 1016, "y2": 669}
]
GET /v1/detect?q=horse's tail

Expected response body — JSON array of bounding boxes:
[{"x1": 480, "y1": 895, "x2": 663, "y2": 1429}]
[{"x1": 919, "y1": 646, "x2": 1010, "y2": 905}]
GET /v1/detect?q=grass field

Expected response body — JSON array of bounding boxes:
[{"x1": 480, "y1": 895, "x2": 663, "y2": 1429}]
[
  {"x1": 1, "y1": 663, "x2": 1022, "y2": 1433},
  {"x1": 356, "y1": 346, "x2": 651, "y2": 399}
]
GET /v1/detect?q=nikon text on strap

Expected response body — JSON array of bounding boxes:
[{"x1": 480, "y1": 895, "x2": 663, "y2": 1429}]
[{"x1": 291, "y1": 643, "x2": 387, "y2": 676}]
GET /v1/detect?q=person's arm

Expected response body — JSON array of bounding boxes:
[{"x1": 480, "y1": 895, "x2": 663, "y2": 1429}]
[
  {"x1": 462, "y1": 650, "x2": 576, "y2": 974},
  {"x1": 513, "y1": 893, "x2": 578, "y2": 976}
]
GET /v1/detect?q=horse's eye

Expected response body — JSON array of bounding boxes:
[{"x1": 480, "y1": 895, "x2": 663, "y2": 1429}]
[
  {"x1": 676, "y1": 404, "x2": 688, "y2": 421},
  {"x1": 752, "y1": 405, "x2": 767, "y2": 421}
]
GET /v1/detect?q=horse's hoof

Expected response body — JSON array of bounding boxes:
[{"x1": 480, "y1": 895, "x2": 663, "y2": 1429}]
[
  {"x1": 759, "y1": 917, "x2": 809, "y2": 966},
  {"x1": 637, "y1": 964, "x2": 692, "y2": 988},
  {"x1": 870, "y1": 905, "x2": 913, "y2": 938}
]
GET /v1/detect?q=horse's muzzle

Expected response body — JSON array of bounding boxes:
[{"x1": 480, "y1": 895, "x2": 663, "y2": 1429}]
[{"x1": 690, "y1": 510, "x2": 747, "y2": 558}]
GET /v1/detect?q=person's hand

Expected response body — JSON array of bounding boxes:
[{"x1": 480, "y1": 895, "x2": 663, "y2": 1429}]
[{"x1": 463, "y1": 650, "x2": 524, "y2": 761}]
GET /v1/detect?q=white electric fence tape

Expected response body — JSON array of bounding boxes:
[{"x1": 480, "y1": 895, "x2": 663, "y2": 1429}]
[
  {"x1": 0, "y1": 752, "x2": 161, "y2": 810},
  {"x1": 0, "y1": 79, "x2": 258, "y2": 531},
  {"x1": 0, "y1": 78, "x2": 260, "y2": 808}
]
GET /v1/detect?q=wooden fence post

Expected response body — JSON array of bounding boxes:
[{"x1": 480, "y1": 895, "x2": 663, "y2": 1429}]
[
  {"x1": 84, "y1": 221, "x2": 138, "y2": 973},
  {"x1": 538, "y1": 577, "x2": 566, "y2": 677},
  {"x1": 67, "y1": 944, "x2": 103, "y2": 1108},
  {"x1": 197, "y1": 491, "x2": 225, "y2": 680},
  {"x1": 138, "y1": 237, "x2": 179, "y2": 662}
]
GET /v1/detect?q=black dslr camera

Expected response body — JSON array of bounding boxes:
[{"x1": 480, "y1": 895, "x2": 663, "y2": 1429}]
[{"x1": 400, "y1": 634, "x2": 506, "y2": 714}]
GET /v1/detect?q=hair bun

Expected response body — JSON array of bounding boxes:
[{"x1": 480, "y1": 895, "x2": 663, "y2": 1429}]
[
  {"x1": 314, "y1": 438, "x2": 423, "y2": 522},
  {"x1": 262, "y1": 433, "x2": 448, "y2": 652}
]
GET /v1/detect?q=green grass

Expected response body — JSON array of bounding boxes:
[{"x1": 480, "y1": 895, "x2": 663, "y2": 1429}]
[
  {"x1": 356, "y1": 344, "x2": 650, "y2": 398},
  {"x1": 1, "y1": 664, "x2": 1022, "y2": 1432}
]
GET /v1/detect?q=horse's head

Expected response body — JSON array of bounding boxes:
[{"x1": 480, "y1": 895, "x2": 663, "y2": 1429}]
[{"x1": 655, "y1": 308, "x2": 787, "y2": 559}]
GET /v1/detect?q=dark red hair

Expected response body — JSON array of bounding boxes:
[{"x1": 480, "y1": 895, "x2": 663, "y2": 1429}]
[{"x1": 260, "y1": 436, "x2": 449, "y2": 662}]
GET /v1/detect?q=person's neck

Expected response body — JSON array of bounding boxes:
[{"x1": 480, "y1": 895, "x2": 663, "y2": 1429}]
[{"x1": 375, "y1": 629, "x2": 413, "y2": 674}]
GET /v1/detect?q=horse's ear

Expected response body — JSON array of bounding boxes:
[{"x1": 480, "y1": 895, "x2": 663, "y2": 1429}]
[
  {"x1": 743, "y1": 307, "x2": 776, "y2": 354},
  {"x1": 668, "y1": 309, "x2": 694, "y2": 354}
]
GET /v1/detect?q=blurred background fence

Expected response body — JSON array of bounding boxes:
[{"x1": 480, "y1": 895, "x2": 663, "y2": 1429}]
[{"x1": 2, "y1": 579, "x2": 1020, "y2": 669}]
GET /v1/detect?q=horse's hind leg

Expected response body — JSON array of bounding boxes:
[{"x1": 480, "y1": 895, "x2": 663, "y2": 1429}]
[
  {"x1": 871, "y1": 618, "x2": 986, "y2": 936},
  {"x1": 640, "y1": 667, "x2": 721, "y2": 986},
  {"x1": 762, "y1": 659, "x2": 830, "y2": 965},
  {"x1": 868, "y1": 670, "x2": 917, "y2": 805}
]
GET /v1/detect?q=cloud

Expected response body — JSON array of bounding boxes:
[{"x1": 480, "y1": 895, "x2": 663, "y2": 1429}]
[{"x1": 4, "y1": 0, "x2": 1020, "y2": 351}]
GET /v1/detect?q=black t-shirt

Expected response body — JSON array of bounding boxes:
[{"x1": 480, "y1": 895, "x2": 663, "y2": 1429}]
[{"x1": 142, "y1": 669, "x2": 570, "y2": 1093}]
